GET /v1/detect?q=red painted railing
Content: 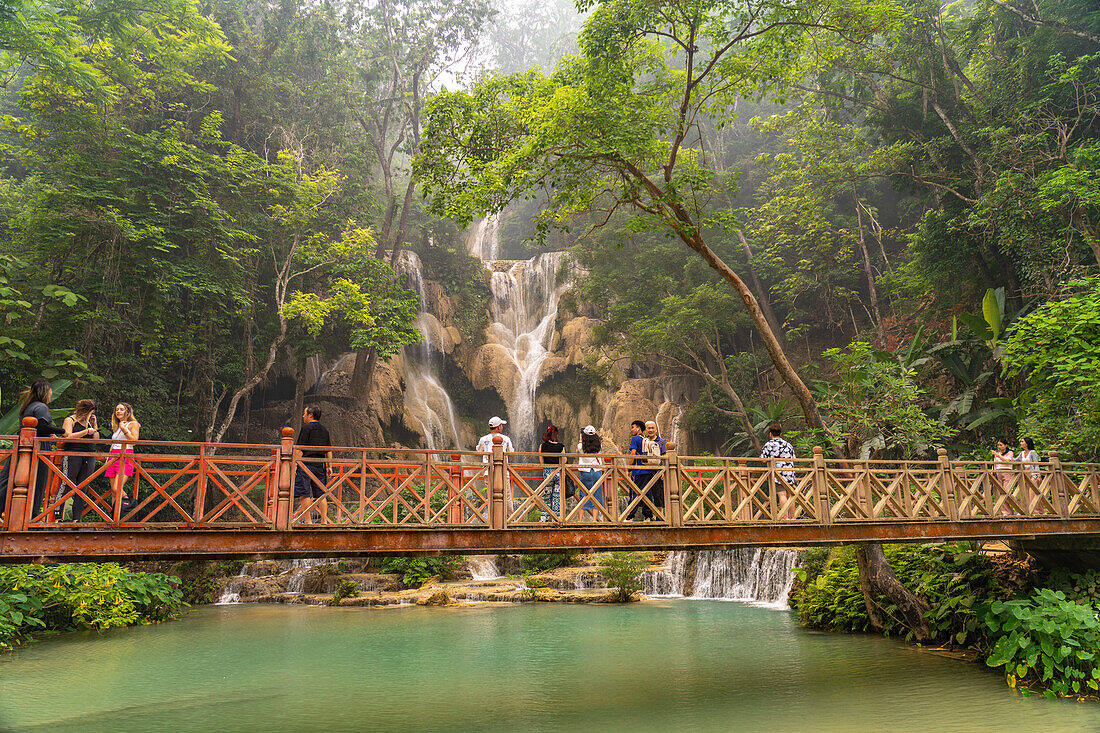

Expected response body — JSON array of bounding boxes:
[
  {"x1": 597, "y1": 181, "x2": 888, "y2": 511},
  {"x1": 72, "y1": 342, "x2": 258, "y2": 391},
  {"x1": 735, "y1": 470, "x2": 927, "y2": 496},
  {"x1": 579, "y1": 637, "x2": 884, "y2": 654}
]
[{"x1": 2, "y1": 419, "x2": 1099, "y2": 535}]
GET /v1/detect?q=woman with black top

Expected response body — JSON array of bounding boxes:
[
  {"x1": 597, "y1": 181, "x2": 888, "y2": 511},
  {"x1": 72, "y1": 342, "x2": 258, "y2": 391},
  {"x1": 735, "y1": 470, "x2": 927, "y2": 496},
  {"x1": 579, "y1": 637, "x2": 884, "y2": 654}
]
[
  {"x1": 62, "y1": 399, "x2": 98, "y2": 521},
  {"x1": 18, "y1": 379, "x2": 67, "y2": 517},
  {"x1": 538, "y1": 425, "x2": 565, "y2": 522}
]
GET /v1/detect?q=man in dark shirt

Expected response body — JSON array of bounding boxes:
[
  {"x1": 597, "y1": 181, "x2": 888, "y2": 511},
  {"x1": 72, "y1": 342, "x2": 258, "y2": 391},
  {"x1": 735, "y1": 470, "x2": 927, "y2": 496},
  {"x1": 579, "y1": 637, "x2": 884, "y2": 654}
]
[{"x1": 294, "y1": 405, "x2": 332, "y2": 524}]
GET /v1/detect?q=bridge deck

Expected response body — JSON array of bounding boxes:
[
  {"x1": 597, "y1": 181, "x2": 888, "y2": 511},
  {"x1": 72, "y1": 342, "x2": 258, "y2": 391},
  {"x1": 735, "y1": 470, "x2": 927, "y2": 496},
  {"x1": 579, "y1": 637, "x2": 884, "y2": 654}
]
[{"x1": 2, "y1": 424, "x2": 1098, "y2": 561}]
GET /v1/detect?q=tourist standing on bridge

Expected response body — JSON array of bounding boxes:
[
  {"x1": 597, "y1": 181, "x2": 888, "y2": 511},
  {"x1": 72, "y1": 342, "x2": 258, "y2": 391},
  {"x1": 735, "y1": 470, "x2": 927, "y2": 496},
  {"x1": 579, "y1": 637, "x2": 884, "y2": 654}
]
[
  {"x1": 1017, "y1": 436, "x2": 1040, "y2": 512},
  {"x1": 294, "y1": 405, "x2": 332, "y2": 524},
  {"x1": 760, "y1": 425, "x2": 796, "y2": 518},
  {"x1": 992, "y1": 439, "x2": 1015, "y2": 491},
  {"x1": 628, "y1": 419, "x2": 665, "y2": 520},
  {"x1": 538, "y1": 424, "x2": 564, "y2": 522},
  {"x1": 106, "y1": 403, "x2": 140, "y2": 507},
  {"x1": 477, "y1": 416, "x2": 514, "y2": 512},
  {"x1": 577, "y1": 425, "x2": 604, "y2": 522},
  {"x1": 7, "y1": 380, "x2": 67, "y2": 518},
  {"x1": 628, "y1": 419, "x2": 646, "y2": 519},
  {"x1": 62, "y1": 399, "x2": 98, "y2": 521}
]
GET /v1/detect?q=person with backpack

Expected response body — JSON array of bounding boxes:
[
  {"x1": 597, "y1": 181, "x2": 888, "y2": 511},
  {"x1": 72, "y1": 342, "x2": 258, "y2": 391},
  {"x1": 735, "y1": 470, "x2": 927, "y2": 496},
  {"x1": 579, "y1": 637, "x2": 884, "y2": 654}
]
[{"x1": 628, "y1": 419, "x2": 666, "y2": 520}]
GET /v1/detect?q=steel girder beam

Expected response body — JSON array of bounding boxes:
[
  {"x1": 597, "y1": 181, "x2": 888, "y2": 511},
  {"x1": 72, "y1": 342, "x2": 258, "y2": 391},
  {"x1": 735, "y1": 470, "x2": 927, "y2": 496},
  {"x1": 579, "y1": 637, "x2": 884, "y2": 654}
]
[{"x1": 2, "y1": 519, "x2": 1099, "y2": 562}]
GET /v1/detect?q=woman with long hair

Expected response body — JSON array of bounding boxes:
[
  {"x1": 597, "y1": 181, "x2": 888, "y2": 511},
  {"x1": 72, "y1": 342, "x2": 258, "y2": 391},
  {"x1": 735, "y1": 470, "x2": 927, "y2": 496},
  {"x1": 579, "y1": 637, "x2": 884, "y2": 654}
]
[
  {"x1": 1017, "y1": 437, "x2": 1040, "y2": 513},
  {"x1": 538, "y1": 424, "x2": 565, "y2": 522},
  {"x1": 992, "y1": 438, "x2": 1015, "y2": 515},
  {"x1": 106, "y1": 403, "x2": 140, "y2": 503},
  {"x1": 17, "y1": 379, "x2": 66, "y2": 517},
  {"x1": 63, "y1": 399, "x2": 98, "y2": 521},
  {"x1": 577, "y1": 426, "x2": 604, "y2": 522}
]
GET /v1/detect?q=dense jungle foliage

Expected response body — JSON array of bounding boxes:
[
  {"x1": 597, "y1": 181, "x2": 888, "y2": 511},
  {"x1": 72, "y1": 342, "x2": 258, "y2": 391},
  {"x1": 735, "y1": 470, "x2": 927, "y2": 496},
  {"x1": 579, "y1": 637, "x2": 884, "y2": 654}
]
[
  {"x1": 0, "y1": 0, "x2": 1095, "y2": 463},
  {"x1": 792, "y1": 545, "x2": 1100, "y2": 698},
  {"x1": 0, "y1": 563, "x2": 185, "y2": 649}
]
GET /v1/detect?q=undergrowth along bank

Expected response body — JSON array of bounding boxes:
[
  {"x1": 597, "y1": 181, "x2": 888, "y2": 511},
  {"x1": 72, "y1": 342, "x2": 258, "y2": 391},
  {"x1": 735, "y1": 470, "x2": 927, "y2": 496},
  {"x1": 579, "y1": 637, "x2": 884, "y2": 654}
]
[
  {"x1": 0, "y1": 563, "x2": 185, "y2": 651},
  {"x1": 791, "y1": 544, "x2": 1100, "y2": 700}
]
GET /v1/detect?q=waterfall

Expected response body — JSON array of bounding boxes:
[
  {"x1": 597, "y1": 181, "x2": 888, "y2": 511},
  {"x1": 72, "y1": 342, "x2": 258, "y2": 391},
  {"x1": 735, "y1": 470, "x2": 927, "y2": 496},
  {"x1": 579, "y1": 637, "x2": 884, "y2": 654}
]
[
  {"x1": 467, "y1": 555, "x2": 502, "y2": 580},
  {"x1": 645, "y1": 549, "x2": 799, "y2": 608},
  {"x1": 470, "y1": 216, "x2": 574, "y2": 450},
  {"x1": 395, "y1": 251, "x2": 462, "y2": 450}
]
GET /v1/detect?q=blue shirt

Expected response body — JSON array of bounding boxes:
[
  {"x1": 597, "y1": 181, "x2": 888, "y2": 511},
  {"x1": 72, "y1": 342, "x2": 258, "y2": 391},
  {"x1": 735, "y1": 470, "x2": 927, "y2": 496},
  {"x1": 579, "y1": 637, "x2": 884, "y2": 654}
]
[{"x1": 629, "y1": 434, "x2": 644, "y2": 468}]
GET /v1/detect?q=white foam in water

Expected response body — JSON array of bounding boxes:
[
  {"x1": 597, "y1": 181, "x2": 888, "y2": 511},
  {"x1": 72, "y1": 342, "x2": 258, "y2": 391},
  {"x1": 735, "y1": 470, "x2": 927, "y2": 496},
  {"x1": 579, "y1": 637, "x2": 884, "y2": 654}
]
[
  {"x1": 467, "y1": 555, "x2": 502, "y2": 580},
  {"x1": 644, "y1": 549, "x2": 799, "y2": 609}
]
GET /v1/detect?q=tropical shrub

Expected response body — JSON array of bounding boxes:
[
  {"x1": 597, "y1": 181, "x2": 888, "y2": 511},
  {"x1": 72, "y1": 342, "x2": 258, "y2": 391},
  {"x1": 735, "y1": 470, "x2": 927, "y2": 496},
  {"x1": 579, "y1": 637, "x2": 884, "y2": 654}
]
[
  {"x1": 0, "y1": 563, "x2": 184, "y2": 650},
  {"x1": 520, "y1": 553, "x2": 575, "y2": 574},
  {"x1": 598, "y1": 552, "x2": 649, "y2": 603},
  {"x1": 380, "y1": 556, "x2": 463, "y2": 586},
  {"x1": 983, "y1": 589, "x2": 1100, "y2": 698},
  {"x1": 1046, "y1": 568, "x2": 1100, "y2": 605},
  {"x1": 795, "y1": 545, "x2": 1005, "y2": 644}
]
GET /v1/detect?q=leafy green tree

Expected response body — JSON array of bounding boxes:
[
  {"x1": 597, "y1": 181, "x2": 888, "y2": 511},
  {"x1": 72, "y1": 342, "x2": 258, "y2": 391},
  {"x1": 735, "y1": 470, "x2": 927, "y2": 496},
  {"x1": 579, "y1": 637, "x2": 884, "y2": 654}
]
[
  {"x1": 417, "y1": 0, "x2": 906, "y2": 438},
  {"x1": 751, "y1": 108, "x2": 908, "y2": 338},
  {"x1": 1000, "y1": 277, "x2": 1100, "y2": 460},
  {"x1": 818, "y1": 342, "x2": 954, "y2": 459}
]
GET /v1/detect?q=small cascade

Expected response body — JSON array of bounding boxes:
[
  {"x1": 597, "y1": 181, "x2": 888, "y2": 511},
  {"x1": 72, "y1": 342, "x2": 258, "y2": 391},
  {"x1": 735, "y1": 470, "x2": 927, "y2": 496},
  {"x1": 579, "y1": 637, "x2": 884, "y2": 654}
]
[
  {"x1": 286, "y1": 558, "x2": 337, "y2": 594},
  {"x1": 470, "y1": 216, "x2": 574, "y2": 450},
  {"x1": 395, "y1": 250, "x2": 462, "y2": 450},
  {"x1": 644, "y1": 551, "x2": 690, "y2": 597},
  {"x1": 467, "y1": 555, "x2": 502, "y2": 580},
  {"x1": 644, "y1": 549, "x2": 799, "y2": 608},
  {"x1": 215, "y1": 580, "x2": 243, "y2": 605}
]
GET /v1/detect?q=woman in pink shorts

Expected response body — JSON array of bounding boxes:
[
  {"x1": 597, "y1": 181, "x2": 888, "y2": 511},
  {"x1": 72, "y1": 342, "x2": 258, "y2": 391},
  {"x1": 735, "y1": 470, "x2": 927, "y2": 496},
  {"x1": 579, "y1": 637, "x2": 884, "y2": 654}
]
[{"x1": 107, "y1": 403, "x2": 141, "y2": 501}]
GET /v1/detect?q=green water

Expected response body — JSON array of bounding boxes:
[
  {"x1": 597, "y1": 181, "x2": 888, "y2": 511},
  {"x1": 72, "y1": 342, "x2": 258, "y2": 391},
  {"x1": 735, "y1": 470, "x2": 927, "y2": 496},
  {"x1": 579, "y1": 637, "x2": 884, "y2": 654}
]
[{"x1": 1, "y1": 602, "x2": 1097, "y2": 732}]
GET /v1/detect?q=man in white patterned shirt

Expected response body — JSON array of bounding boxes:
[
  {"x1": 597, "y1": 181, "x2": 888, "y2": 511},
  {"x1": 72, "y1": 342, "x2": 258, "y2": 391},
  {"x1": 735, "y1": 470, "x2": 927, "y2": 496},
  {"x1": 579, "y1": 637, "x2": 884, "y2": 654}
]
[{"x1": 760, "y1": 424, "x2": 796, "y2": 517}]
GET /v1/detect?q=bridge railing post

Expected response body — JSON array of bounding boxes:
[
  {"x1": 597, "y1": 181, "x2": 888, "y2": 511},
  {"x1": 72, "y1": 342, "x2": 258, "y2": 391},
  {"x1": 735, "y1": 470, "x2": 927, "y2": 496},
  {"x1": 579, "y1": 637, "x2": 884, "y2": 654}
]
[
  {"x1": 449, "y1": 453, "x2": 463, "y2": 524},
  {"x1": 1048, "y1": 451, "x2": 1069, "y2": 519},
  {"x1": 7, "y1": 417, "x2": 39, "y2": 532},
  {"x1": 194, "y1": 443, "x2": 208, "y2": 526},
  {"x1": 666, "y1": 443, "x2": 682, "y2": 527},
  {"x1": 938, "y1": 448, "x2": 958, "y2": 522},
  {"x1": 490, "y1": 436, "x2": 506, "y2": 529},
  {"x1": 812, "y1": 446, "x2": 831, "y2": 525},
  {"x1": 274, "y1": 427, "x2": 295, "y2": 530},
  {"x1": 605, "y1": 455, "x2": 619, "y2": 523}
]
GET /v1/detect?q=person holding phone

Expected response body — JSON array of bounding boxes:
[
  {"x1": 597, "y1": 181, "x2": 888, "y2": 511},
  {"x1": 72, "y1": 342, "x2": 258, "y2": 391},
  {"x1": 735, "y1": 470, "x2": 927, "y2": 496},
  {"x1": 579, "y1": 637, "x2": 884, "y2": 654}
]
[
  {"x1": 63, "y1": 399, "x2": 99, "y2": 521},
  {"x1": 106, "y1": 403, "x2": 140, "y2": 503}
]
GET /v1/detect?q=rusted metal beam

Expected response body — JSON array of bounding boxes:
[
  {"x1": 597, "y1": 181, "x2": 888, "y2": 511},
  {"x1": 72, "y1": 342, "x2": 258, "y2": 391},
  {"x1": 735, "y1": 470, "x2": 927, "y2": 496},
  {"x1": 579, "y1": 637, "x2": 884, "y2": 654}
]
[{"x1": 2, "y1": 519, "x2": 1099, "y2": 562}]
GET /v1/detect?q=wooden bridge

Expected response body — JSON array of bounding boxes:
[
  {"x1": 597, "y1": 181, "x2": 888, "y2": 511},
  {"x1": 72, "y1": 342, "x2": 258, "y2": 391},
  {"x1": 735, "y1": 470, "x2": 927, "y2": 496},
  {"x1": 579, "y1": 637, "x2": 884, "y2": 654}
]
[{"x1": 2, "y1": 418, "x2": 1099, "y2": 562}]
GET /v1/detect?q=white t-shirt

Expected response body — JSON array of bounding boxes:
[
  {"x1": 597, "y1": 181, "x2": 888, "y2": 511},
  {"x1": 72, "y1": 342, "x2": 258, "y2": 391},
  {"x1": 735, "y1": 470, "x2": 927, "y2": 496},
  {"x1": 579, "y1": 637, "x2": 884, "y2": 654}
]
[
  {"x1": 577, "y1": 442, "x2": 602, "y2": 469},
  {"x1": 1018, "y1": 449, "x2": 1040, "y2": 478},
  {"x1": 477, "y1": 432, "x2": 514, "y2": 459}
]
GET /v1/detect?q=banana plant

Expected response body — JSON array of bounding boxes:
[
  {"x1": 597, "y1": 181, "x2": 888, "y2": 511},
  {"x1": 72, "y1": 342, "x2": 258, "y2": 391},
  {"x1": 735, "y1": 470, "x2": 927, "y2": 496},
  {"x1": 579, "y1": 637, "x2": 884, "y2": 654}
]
[
  {"x1": 720, "y1": 399, "x2": 799, "y2": 455},
  {"x1": 0, "y1": 379, "x2": 74, "y2": 436}
]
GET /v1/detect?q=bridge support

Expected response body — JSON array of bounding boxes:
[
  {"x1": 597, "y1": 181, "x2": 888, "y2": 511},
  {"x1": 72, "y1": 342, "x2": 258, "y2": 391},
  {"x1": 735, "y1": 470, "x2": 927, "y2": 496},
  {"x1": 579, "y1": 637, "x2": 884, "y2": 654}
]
[
  {"x1": 490, "y1": 436, "x2": 505, "y2": 529},
  {"x1": 938, "y1": 448, "x2": 958, "y2": 522},
  {"x1": 275, "y1": 427, "x2": 294, "y2": 530},
  {"x1": 6, "y1": 418, "x2": 38, "y2": 532},
  {"x1": 666, "y1": 444, "x2": 682, "y2": 527},
  {"x1": 812, "y1": 447, "x2": 831, "y2": 525}
]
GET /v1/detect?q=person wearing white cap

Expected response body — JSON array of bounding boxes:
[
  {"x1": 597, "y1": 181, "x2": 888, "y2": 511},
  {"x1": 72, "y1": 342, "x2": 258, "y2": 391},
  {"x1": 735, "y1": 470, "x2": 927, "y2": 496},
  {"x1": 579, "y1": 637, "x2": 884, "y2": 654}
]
[
  {"x1": 477, "y1": 416, "x2": 514, "y2": 456},
  {"x1": 476, "y1": 416, "x2": 515, "y2": 516},
  {"x1": 577, "y1": 425, "x2": 604, "y2": 522}
]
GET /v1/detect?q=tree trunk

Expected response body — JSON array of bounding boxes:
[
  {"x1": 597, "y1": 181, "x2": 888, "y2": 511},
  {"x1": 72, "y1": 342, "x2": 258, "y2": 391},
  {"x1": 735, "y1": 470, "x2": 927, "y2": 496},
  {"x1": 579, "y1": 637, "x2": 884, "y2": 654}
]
[
  {"x1": 350, "y1": 347, "x2": 380, "y2": 399},
  {"x1": 854, "y1": 193, "x2": 883, "y2": 336},
  {"x1": 855, "y1": 543, "x2": 932, "y2": 641},
  {"x1": 735, "y1": 230, "x2": 783, "y2": 340}
]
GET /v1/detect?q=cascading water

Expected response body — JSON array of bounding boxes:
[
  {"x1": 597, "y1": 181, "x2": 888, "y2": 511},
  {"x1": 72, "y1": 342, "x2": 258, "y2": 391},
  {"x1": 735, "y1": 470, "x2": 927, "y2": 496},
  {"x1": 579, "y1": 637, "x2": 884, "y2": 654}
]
[
  {"x1": 644, "y1": 549, "x2": 799, "y2": 608},
  {"x1": 395, "y1": 250, "x2": 462, "y2": 450},
  {"x1": 470, "y1": 216, "x2": 574, "y2": 450},
  {"x1": 467, "y1": 556, "x2": 502, "y2": 580}
]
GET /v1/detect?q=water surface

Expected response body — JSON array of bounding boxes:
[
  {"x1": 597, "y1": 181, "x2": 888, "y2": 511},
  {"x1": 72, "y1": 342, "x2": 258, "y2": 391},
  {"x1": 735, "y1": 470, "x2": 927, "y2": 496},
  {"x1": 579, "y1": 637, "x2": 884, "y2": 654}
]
[{"x1": 1, "y1": 602, "x2": 1097, "y2": 732}]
